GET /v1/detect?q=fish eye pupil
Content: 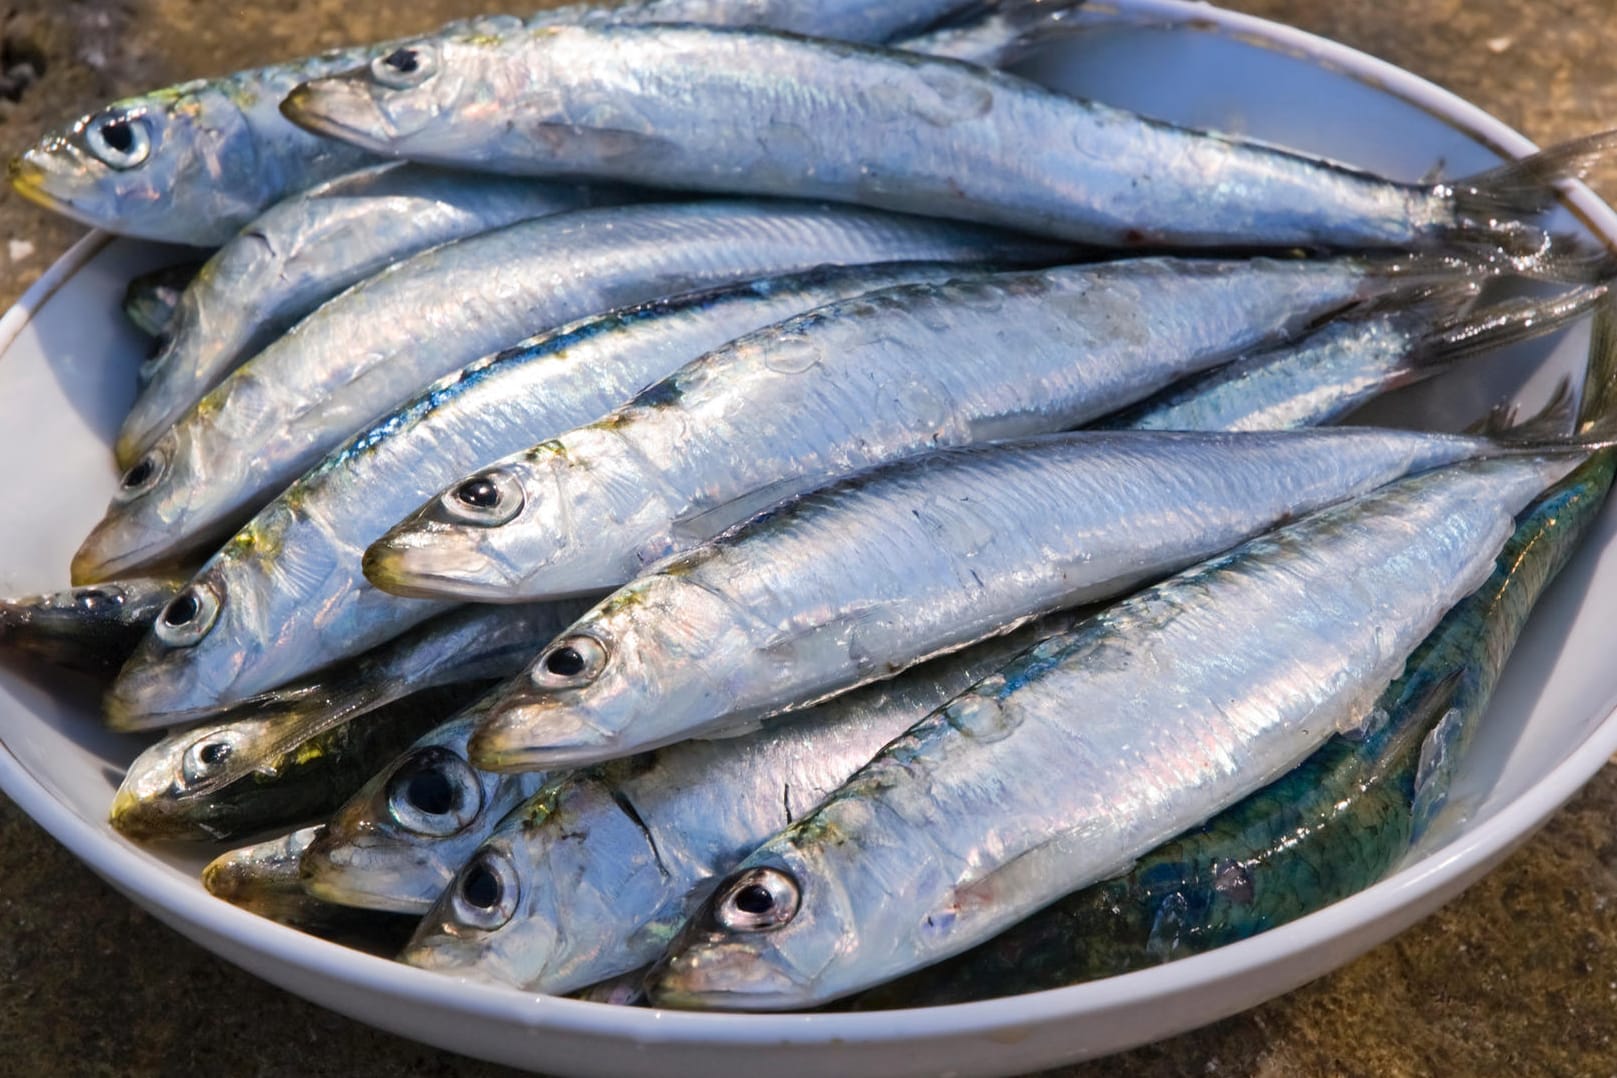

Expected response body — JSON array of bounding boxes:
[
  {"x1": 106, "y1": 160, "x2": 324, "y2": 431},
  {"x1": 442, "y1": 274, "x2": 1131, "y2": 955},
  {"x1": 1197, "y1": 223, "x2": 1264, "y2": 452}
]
[
  {"x1": 100, "y1": 115, "x2": 133, "y2": 154},
  {"x1": 198, "y1": 742, "x2": 231, "y2": 767},
  {"x1": 461, "y1": 863, "x2": 500, "y2": 910},
  {"x1": 163, "y1": 591, "x2": 200, "y2": 627},
  {"x1": 545, "y1": 646, "x2": 586, "y2": 677},
  {"x1": 733, "y1": 884, "x2": 775, "y2": 915},
  {"x1": 406, "y1": 768, "x2": 455, "y2": 815},
  {"x1": 455, "y1": 477, "x2": 500, "y2": 509},
  {"x1": 384, "y1": 47, "x2": 419, "y2": 73},
  {"x1": 122, "y1": 457, "x2": 156, "y2": 488}
]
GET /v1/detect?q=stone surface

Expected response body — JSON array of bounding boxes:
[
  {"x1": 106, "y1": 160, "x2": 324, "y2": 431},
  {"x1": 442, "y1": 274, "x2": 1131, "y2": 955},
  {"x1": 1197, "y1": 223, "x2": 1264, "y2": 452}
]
[{"x1": 1, "y1": 1, "x2": 1615, "y2": 1075}]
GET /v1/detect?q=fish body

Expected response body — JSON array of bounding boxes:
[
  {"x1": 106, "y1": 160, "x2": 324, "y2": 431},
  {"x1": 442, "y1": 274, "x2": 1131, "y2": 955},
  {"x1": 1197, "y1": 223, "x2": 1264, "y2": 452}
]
[
  {"x1": 283, "y1": 23, "x2": 1584, "y2": 251},
  {"x1": 466, "y1": 427, "x2": 1545, "y2": 771},
  {"x1": 400, "y1": 621, "x2": 1063, "y2": 993},
  {"x1": 646, "y1": 455, "x2": 1581, "y2": 1009},
  {"x1": 364, "y1": 256, "x2": 1414, "y2": 603},
  {"x1": 75, "y1": 200, "x2": 1050, "y2": 583},
  {"x1": 856, "y1": 450, "x2": 1615, "y2": 1006},
  {"x1": 11, "y1": 2, "x2": 977, "y2": 244},
  {"x1": 103, "y1": 262, "x2": 969, "y2": 725},
  {"x1": 118, "y1": 162, "x2": 615, "y2": 468}
]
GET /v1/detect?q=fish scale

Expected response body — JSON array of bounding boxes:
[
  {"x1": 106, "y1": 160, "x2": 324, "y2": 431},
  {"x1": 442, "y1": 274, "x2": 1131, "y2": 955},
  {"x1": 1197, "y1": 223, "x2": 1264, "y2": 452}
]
[{"x1": 647, "y1": 454, "x2": 1581, "y2": 1010}]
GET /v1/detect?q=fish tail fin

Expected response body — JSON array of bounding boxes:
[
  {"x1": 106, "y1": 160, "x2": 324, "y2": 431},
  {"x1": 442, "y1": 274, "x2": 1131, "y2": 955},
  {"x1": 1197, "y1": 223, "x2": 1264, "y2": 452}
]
[
  {"x1": 1405, "y1": 283, "x2": 1610, "y2": 381},
  {"x1": 1577, "y1": 281, "x2": 1617, "y2": 431},
  {"x1": 1441, "y1": 130, "x2": 1617, "y2": 274}
]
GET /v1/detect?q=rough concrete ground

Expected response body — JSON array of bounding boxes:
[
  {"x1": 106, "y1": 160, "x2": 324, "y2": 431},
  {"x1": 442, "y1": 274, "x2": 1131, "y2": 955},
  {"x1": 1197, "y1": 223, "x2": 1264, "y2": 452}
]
[{"x1": 1, "y1": 1, "x2": 1616, "y2": 1075}]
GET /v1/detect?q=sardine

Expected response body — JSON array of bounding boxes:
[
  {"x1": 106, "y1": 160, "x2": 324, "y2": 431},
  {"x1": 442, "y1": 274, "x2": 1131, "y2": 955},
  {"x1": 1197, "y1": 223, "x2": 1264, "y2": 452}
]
[
  {"x1": 11, "y1": 1, "x2": 979, "y2": 244},
  {"x1": 399, "y1": 620, "x2": 1063, "y2": 993},
  {"x1": 102, "y1": 262, "x2": 970, "y2": 726},
  {"x1": 463, "y1": 427, "x2": 1575, "y2": 771},
  {"x1": 283, "y1": 23, "x2": 1615, "y2": 251},
  {"x1": 645, "y1": 454, "x2": 1583, "y2": 1009},
  {"x1": 74, "y1": 200, "x2": 1052, "y2": 584},
  {"x1": 361, "y1": 255, "x2": 1469, "y2": 603},
  {"x1": 117, "y1": 162, "x2": 615, "y2": 469}
]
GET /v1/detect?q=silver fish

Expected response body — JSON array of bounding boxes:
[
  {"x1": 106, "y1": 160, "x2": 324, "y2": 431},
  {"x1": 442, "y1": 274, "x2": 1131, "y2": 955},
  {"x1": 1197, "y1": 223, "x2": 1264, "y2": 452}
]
[
  {"x1": 464, "y1": 427, "x2": 1554, "y2": 771},
  {"x1": 11, "y1": 2, "x2": 977, "y2": 245},
  {"x1": 74, "y1": 200, "x2": 1051, "y2": 584},
  {"x1": 102, "y1": 262, "x2": 970, "y2": 727},
  {"x1": 300, "y1": 699, "x2": 553, "y2": 915},
  {"x1": 123, "y1": 262, "x2": 203, "y2": 338},
  {"x1": 0, "y1": 575, "x2": 182, "y2": 677},
  {"x1": 362, "y1": 255, "x2": 1450, "y2": 603},
  {"x1": 117, "y1": 162, "x2": 614, "y2": 469},
  {"x1": 108, "y1": 600, "x2": 584, "y2": 841},
  {"x1": 399, "y1": 620, "x2": 1062, "y2": 993},
  {"x1": 282, "y1": 23, "x2": 1615, "y2": 251},
  {"x1": 645, "y1": 454, "x2": 1582, "y2": 1010}
]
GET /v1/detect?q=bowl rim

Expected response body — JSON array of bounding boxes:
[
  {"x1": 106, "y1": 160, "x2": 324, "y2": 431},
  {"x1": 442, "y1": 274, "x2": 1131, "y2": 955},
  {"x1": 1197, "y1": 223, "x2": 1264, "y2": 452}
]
[{"x1": 4, "y1": 0, "x2": 1617, "y2": 1054}]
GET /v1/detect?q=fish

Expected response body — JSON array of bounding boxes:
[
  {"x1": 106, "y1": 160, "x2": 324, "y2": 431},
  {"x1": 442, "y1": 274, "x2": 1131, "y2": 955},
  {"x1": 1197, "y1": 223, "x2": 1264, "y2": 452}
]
[
  {"x1": 0, "y1": 575, "x2": 183, "y2": 677},
  {"x1": 107, "y1": 600, "x2": 585, "y2": 839},
  {"x1": 361, "y1": 255, "x2": 1479, "y2": 604},
  {"x1": 117, "y1": 162, "x2": 616, "y2": 469},
  {"x1": 299, "y1": 698, "x2": 554, "y2": 915},
  {"x1": 282, "y1": 22, "x2": 1616, "y2": 252},
  {"x1": 1106, "y1": 283, "x2": 1608, "y2": 432},
  {"x1": 73, "y1": 199, "x2": 1055, "y2": 584},
  {"x1": 398, "y1": 620, "x2": 1064, "y2": 993},
  {"x1": 123, "y1": 261, "x2": 204, "y2": 338},
  {"x1": 895, "y1": 0, "x2": 1088, "y2": 68},
  {"x1": 461, "y1": 426, "x2": 1584, "y2": 771},
  {"x1": 9, "y1": 1, "x2": 982, "y2": 245},
  {"x1": 644, "y1": 453, "x2": 1585, "y2": 1010},
  {"x1": 203, "y1": 827, "x2": 420, "y2": 948},
  {"x1": 101, "y1": 262, "x2": 972, "y2": 727},
  {"x1": 852, "y1": 445, "x2": 1617, "y2": 1006}
]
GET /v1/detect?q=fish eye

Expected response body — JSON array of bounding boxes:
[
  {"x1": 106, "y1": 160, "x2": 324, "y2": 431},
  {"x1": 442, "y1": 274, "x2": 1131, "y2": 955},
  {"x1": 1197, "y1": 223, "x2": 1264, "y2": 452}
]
[
  {"x1": 85, "y1": 109, "x2": 152, "y2": 169},
  {"x1": 115, "y1": 444, "x2": 170, "y2": 503},
  {"x1": 74, "y1": 587, "x2": 125, "y2": 614},
  {"x1": 386, "y1": 747, "x2": 483, "y2": 836},
  {"x1": 152, "y1": 581, "x2": 221, "y2": 648},
  {"x1": 369, "y1": 43, "x2": 437, "y2": 89},
  {"x1": 180, "y1": 729, "x2": 243, "y2": 787},
  {"x1": 450, "y1": 848, "x2": 518, "y2": 931},
  {"x1": 440, "y1": 469, "x2": 525, "y2": 526},
  {"x1": 531, "y1": 633, "x2": 608, "y2": 689},
  {"x1": 714, "y1": 867, "x2": 800, "y2": 933}
]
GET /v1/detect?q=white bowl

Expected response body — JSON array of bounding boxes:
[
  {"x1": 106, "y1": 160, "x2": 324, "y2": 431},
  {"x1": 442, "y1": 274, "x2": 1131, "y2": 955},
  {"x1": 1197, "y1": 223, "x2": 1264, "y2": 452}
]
[{"x1": 3, "y1": 3, "x2": 1616, "y2": 1075}]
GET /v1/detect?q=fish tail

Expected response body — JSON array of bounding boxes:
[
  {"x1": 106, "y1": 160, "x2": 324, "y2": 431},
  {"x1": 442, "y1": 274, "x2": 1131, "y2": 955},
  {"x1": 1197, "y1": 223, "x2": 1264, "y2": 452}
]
[
  {"x1": 1407, "y1": 283, "x2": 1609, "y2": 379},
  {"x1": 1441, "y1": 129, "x2": 1617, "y2": 276},
  {"x1": 1577, "y1": 281, "x2": 1617, "y2": 431}
]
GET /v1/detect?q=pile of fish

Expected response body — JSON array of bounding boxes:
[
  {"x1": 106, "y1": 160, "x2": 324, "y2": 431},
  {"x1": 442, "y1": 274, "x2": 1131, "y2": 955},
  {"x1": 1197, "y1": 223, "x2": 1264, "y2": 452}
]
[{"x1": 6, "y1": 0, "x2": 1617, "y2": 1013}]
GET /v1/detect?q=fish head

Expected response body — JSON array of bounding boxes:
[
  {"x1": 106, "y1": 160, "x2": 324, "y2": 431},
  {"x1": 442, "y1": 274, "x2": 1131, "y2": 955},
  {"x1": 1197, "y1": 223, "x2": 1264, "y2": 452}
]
[
  {"x1": 0, "y1": 577, "x2": 176, "y2": 675},
  {"x1": 108, "y1": 712, "x2": 271, "y2": 840},
  {"x1": 72, "y1": 424, "x2": 228, "y2": 583},
  {"x1": 364, "y1": 440, "x2": 632, "y2": 601},
  {"x1": 301, "y1": 715, "x2": 503, "y2": 914},
  {"x1": 398, "y1": 771, "x2": 675, "y2": 994},
  {"x1": 468, "y1": 571, "x2": 746, "y2": 771},
  {"x1": 646, "y1": 850, "x2": 843, "y2": 1011},
  {"x1": 102, "y1": 559, "x2": 267, "y2": 727},
  {"x1": 280, "y1": 36, "x2": 477, "y2": 159},
  {"x1": 202, "y1": 826, "x2": 323, "y2": 914},
  {"x1": 11, "y1": 82, "x2": 265, "y2": 245}
]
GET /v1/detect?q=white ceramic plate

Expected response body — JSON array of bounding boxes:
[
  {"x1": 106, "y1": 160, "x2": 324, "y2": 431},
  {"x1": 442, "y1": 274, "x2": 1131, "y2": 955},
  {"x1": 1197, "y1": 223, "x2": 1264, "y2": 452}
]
[{"x1": 3, "y1": 3, "x2": 1616, "y2": 1075}]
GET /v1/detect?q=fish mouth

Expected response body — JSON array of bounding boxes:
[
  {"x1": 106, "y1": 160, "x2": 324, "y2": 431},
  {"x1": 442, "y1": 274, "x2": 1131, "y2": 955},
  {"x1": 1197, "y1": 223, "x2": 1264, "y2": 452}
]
[
  {"x1": 468, "y1": 696, "x2": 630, "y2": 772},
  {"x1": 299, "y1": 831, "x2": 442, "y2": 914},
  {"x1": 281, "y1": 79, "x2": 398, "y2": 156},
  {"x1": 643, "y1": 943, "x2": 812, "y2": 1012},
  {"x1": 71, "y1": 515, "x2": 177, "y2": 588},
  {"x1": 362, "y1": 534, "x2": 515, "y2": 601},
  {"x1": 8, "y1": 146, "x2": 117, "y2": 232}
]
